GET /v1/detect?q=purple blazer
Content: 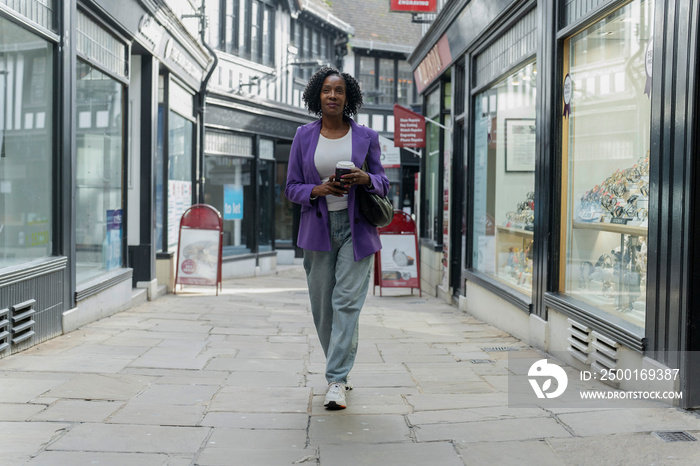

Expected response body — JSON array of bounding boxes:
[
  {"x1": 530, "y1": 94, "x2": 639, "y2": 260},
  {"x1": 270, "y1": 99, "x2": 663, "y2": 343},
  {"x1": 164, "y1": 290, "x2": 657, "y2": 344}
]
[{"x1": 285, "y1": 118, "x2": 390, "y2": 261}]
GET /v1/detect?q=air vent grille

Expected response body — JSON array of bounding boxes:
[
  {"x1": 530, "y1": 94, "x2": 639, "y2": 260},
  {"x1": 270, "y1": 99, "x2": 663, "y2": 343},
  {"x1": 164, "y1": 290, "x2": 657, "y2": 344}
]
[
  {"x1": 11, "y1": 299, "x2": 36, "y2": 345},
  {"x1": 590, "y1": 331, "x2": 620, "y2": 388},
  {"x1": 0, "y1": 308, "x2": 10, "y2": 354},
  {"x1": 567, "y1": 318, "x2": 592, "y2": 364}
]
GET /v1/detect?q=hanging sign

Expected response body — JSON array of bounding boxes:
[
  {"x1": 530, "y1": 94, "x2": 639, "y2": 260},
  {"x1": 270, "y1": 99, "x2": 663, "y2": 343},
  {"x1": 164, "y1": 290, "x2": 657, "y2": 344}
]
[
  {"x1": 563, "y1": 73, "x2": 572, "y2": 118},
  {"x1": 175, "y1": 204, "x2": 223, "y2": 295},
  {"x1": 644, "y1": 39, "x2": 653, "y2": 97},
  {"x1": 390, "y1": 0, "x2": 437, "y2": 13},
  {"x1": 378, "y1": 135, "x2": 401, "y2": 168},
  {"x1": 394, "y1": 104, "x2": 426, "y2": 148}
]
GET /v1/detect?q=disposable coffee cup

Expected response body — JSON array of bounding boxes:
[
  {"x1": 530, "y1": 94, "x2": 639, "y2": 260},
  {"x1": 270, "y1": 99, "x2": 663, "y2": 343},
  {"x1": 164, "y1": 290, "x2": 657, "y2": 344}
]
[{"x1": 335, "y1": 161, "x2": 354, "y2": 183}]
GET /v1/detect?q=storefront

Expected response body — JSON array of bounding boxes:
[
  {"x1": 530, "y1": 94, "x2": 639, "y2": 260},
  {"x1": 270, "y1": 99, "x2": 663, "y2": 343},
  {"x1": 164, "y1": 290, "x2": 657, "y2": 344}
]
[
  {"x1": 0, "y1": 0, "x2": 211, "y2": 356},
  {"x1": 203, "y1": 94, "x2": 313, "y2": 275},
  {"x1": 409, "y1": 0, "x2": 700, "y2": 408},
  {"x1": 0, "y1": 1, "x2": 64, "y2": 355}
]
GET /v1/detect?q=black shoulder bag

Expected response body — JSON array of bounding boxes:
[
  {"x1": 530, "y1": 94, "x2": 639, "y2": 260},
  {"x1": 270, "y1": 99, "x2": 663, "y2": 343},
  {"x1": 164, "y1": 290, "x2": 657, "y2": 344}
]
[{"x1": 356, "y1": 158, "x2": 394, "y2": 228}]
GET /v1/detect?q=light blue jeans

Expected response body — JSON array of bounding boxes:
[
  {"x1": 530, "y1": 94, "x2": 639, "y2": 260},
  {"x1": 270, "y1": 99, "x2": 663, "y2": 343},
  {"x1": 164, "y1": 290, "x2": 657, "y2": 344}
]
[{"x1": 303, "y1": 210, "x2": 373, "y2": 384}]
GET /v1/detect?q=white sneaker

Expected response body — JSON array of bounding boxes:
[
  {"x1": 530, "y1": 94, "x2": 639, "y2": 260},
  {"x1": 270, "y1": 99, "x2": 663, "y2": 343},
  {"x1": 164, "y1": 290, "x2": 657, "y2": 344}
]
[
  {"x1": 324, "y1": 382, "x2": 347, "y2": 409},
  {"x1": 345, "y1": 377, "x2": 353, "y2": 391}
]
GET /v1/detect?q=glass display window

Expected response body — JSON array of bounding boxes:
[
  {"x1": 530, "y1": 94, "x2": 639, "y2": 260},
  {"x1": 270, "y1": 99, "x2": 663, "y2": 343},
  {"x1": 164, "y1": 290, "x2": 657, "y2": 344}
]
[
  {"x1": 561, "y1": 0, "x2": 652, "y2": 330},
  {"x1": 75, "y1": 61, "x2": 124, "y2": 283},
  {"x1": 204, "y1": 155, "x2": 254, "y2": 255},
  {"x1": 423, "y1": 88, "x2": 440, "y2": 241},
  {"x1": 167, "y1": 110, "x2": 194, "y2": 251},
  {"x1": 471, "y1": 62, "x2": 537, "y2": 295},
  {"x1": 258, "y1": 139, "x2": 275, "y2": 252},
  {"x1": 0, "y1": 18, "x2": 54, "y2": 269}
]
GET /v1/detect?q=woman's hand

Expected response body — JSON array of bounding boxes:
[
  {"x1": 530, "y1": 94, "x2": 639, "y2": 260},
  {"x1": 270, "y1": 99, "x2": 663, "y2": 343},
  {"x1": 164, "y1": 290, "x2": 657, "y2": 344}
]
[
  {"x1": 339, "y1": 168, "x2": 371, "y2": 187},
  {"x1": 311, "y1": 175, "x2": 348, "y2": 198}
]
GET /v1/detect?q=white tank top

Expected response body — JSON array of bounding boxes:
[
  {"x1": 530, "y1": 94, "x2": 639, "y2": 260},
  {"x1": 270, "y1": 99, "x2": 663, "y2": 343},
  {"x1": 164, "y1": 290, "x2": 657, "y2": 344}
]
[{"x1": 314, "y1": 126, "x2": 353, "y2": 212}]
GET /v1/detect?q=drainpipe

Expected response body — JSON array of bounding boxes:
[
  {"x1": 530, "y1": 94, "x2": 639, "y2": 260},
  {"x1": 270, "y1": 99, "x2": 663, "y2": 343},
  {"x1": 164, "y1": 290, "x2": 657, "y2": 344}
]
[{"x1": 185, "y1": 2, "x2": 218, "y2": 204}]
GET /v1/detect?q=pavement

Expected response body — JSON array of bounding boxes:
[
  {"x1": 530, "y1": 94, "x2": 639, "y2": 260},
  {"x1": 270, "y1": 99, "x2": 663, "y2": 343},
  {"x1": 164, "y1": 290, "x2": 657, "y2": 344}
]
[{"x1": 2, "y1": 265, "x2": 700, "y2": 466}]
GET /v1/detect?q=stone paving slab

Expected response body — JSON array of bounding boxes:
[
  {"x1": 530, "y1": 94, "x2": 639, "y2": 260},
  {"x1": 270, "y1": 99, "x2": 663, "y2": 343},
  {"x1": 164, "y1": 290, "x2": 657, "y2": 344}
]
[
  {"x1": 30, "y1": 399, "x2": 123, "y2": 423},
  {"x1": 556, "y1": 408, "x2": 700, "y2": 436},
  {"x1": 0, "y1": 377, "x2": 67, "y2": 403},
  {"x1": 208, "y1": 386, "x2": 311, "y2": 413},
  {"x1": 548, "y1": 431, "x2": 700, "y2": 465},
  {"x1": 414, "y1": 417, "x2": 572, "y2": 443},
  {"x1": 24, "y1": 451, "x2": 170, "y2": 466},
  {"x1": 44, "y1": 374, "x2": 154, "y2": 401},
  {"x1": 196, "y1": 447, "x2": 316, "y2": 466},
  {"x1": 0, "y1": 355, "x2": 131, "y2": 373},
  {"x1": 310, "y1": 392, "x2": 412, "y2": 416},
  {"x1": 407, "y1": 406, "x2": 548, "y2": 425},
  {"x1": 309, "y1": 414, "x2": 412, "y2": 444},
  {"x1": 130, "y1": 383, "x2": 219, "y2": 405},
  {"x1": 320, "y1": 442, "x2": 464, "y2": 466},
  {"x1": 205, "y1": 427, "x2": 308, "y2": 449},
  {"x1": 200, "y1": 412, "x2": 308, "y2": 429},
  {"x1": 0, "y1": 421, "x2": 70, "y2": 458},
  {"x1": 457, "y1": 439, "x2": 563, "y2": 466},
  {"x1": 48, "y1": 423, "x2": 210, "y2": 454},
  {"x1": 0, "y1": 403, "x2": 47, "y2": 421},
  {"x1": 107, "y1": 403, "x2": 205, "y2": 426},
  {"x1": 224, "y1": 370, "x2": 304, "y2": 387}
]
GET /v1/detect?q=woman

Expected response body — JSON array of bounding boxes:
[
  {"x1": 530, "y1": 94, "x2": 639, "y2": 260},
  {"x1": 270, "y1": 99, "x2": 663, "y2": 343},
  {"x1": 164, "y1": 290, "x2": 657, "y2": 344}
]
[{"x1": 285, "y1": 67, "x2": 390, "y2": 409}]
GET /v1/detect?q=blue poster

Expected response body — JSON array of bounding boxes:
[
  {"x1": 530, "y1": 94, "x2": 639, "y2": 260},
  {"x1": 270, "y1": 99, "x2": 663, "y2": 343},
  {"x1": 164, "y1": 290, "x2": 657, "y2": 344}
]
[{"x1": 224, "y1": 185, "x2": 243, "y2": 220}]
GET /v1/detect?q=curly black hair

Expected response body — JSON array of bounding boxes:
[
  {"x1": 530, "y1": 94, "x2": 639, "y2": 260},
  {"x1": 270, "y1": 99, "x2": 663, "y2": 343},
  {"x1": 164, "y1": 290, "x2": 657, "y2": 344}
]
[{"x1": 302, "y1": 67, "x2": 363, "y2": 117}]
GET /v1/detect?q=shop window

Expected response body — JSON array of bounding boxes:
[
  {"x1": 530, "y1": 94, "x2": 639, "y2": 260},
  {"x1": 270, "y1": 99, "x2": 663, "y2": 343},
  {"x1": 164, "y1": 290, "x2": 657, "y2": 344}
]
[
  {"x1": 397, "y1": 61, "x2": 415, "y2": 106},
  {"x1": 472, "y1": 62, "x2": 537, "y2": 295},
  {"x1": 0, "y1": 19, "x2": 54, "y2": 269},
  {"x1": 258, "y1": 139, "x2": 274, "y2": 252},
  {"x1": 561, "y1": 0, "x2": 652, "y2": 330},
  {"x1": 204, "y1": 155, "x2": 254, "y2": 255},
  {"x1": 423, "y1": 89, "x2": 440, "y2": 241},
  {"x1": 359, "y1": 56, "x2": 376, "y2": 104},
  {"x1": 167, "y1": 111, "x2": 194, "y2": 251},
  {"x1": 75, "y1": 61, "x2": 124, "y2": 283},
  {"x1": 378, "y1": 58, "x2": 395, "y2": 105},
  {"x1": 275, "y1": 154, "x2": 293, "y2": 247},
  {"x1": 258, "y1": 159, "x2": 274, "y2": 252}
]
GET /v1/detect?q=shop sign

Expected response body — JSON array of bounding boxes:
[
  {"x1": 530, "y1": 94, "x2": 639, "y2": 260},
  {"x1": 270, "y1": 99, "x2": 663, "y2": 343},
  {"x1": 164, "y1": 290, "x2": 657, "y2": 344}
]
[
  {"x1": 164, "y1": 39, "x2": 203, "y2": 83},
  {"x1": 644, "y1": 39, "x2": 653, "y2": 97},
  {"x1": 563, "y1": 73, "x2": 572, "y2": 118},
  {"x1": 390, "y1": 0, "x2": 437, "y2": 13},
  {"x1": 379, "y1": 135, "x2": 401, "y2": 168},
  {"x1": 223, "y1": 185, "x2": 243, "y2": 220},
  {"x1": 394, "y1": 104, "x2": 426, "y2": 148},
  {"x1": 414, "y1": 35, "x2": 452, "y2": 94},
  {"x1": 138, "y1": 14, "x2": 163, "y2": 51}
]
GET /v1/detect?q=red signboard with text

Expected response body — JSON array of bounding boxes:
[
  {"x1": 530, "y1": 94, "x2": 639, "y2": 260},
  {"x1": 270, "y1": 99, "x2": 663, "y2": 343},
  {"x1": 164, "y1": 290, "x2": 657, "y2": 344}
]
[
  {"x1": 394, "y1": 104, "x2": 426, "y2": 148},
  {"x1": 390, "y1": 0, "x2": 437, "y2": 13}
]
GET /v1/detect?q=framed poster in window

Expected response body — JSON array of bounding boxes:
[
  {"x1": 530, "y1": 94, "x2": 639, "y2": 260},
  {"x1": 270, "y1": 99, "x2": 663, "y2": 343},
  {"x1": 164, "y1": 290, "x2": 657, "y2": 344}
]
[{"x1": 505, "y1": 118, "x2": 536, "y2": 172}]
